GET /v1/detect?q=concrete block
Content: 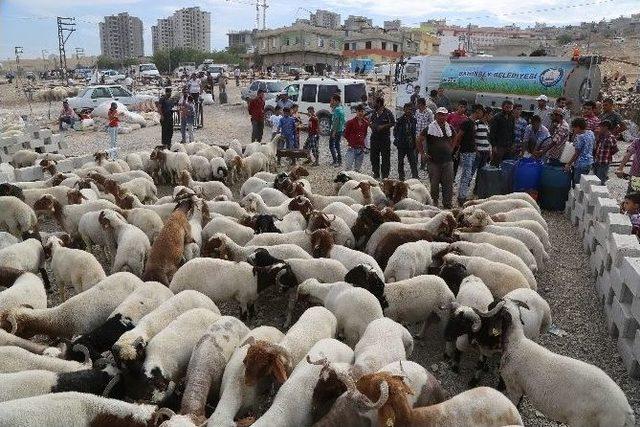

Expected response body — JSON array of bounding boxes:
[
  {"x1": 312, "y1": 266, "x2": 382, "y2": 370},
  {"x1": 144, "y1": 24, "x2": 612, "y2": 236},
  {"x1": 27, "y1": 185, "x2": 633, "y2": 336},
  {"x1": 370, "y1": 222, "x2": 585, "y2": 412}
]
[
  {"x1": 50, "y1": 134, "x2": 61, "y2": 144},
  {"x1": 55, "y1": 159, "x2": 74, "y2": 173},
  {"x1": 607, "y1": 213, "x2": 633, "y2": 236},
  {"x1": 567, "y1": 188, "x2": 576, "y2": 209},
  {"x1": 13, "y1": 166, "x2": 44, "y2": 182},
  {"x1": 23, "y1": 139, "x2": 45, "y2": 150},
  {"x1": 611, "y1": 266, "x2": 624, "y2": 299},
  {"x1": 33, "y1": 129, "x2": 52, "y2": 140},
  {"x1": 0, "y1": 134, "x2": 29, "y2": 148},
  {"x1": 72, "y1": 154, "x2": 94, "y2": 169},
  {"x1": 612, "y1": 296, "x2": 639, "y2": 339},
  {"x1": 579, "y1": 175, "x2": 601, "y2": 195},
  {"x1": 572, "y1": 201, "x2": 584, "y2": 226},
  {"x1": 584, "y1": 224, "x2": 596, "y2": 253},
  {"x1": 594, "y1": 222, "x2": 609, "y2": 246},
  {"x1": 621, "y1": 257, "x2": 640, "y2": 298},
  {"x1": 632, "y1": 297, "x2": 640, "y2": 329},
  {"x1": 587, "y1": 186, "x2": 611, "y2": 211},
  {"x1": 579, "y1": 216, "x2": 591, "y2": 239},
  {"x1": 594, "y1": 197, "x2": 620, "y2": 222},
  {"x1": 604, "y1": 297, "x2": 616, "y2": 336},
  {"x1": 4, "y1": 144, "x2": 22, "y2": 155},
  {"x1": 608, "y1": 233, "x2": 640, "y2": 270},
  {"x1": 41, "y1": 144, "x2": 59, "y2": 154},
  {"x1": 591, "y1": 244, "x2": 607, "y2": 276},
  {"x1": 58, "y1": 140, "x2": 68, "y2": 150},
  {"x1": 42, "y1": 137, "x2": 52, "y2": 145},
  {"x1": 618, "y1": 337, "x2": 640, "y2": 379},
  {"x1": 596, "y1": 269, "x2": 611, "y2": 302}
]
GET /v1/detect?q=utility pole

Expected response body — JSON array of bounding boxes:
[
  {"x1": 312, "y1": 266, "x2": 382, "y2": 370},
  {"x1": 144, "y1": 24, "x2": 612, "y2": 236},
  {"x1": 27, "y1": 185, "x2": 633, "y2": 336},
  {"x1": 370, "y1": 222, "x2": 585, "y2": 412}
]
[
  {"x1": 466, "y1": 23, "x2": 472, "y2": 53},
  {"x1": 57, "y1": 16, "x2": 76, "y2": 84},
  {"x1": 42, "y1": 49, "x2": 48, "y2": 71},
  {"x1": 14, "y1": 46, "x2": 23, "y2": 88},
  {"x1": 255, "y1": 1, "x2": 260, "y2": 30},
  {"x1": 262, "y1": 0, "x2": 268, "y2": 30}
]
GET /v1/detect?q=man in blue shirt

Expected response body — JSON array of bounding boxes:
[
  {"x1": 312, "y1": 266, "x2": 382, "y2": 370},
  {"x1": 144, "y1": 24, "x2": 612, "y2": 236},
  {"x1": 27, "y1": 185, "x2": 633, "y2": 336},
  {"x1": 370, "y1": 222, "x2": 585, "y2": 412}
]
[
  {"x1": 522, "y1": 115, "x2": 550, "y2": 155},
  {"x1": 278, "y1": 107, "x2": 298, "y2": 150},
  {"x1": 565, "y1": 117, "x2": 595, "y2": 187}
]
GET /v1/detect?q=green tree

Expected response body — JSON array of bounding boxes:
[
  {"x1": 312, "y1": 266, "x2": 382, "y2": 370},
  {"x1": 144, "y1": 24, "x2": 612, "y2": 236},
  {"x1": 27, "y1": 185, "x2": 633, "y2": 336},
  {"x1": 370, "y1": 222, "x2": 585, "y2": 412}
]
[{"x1": 556, "y1": 34, "x2": 573, "y2": 45}]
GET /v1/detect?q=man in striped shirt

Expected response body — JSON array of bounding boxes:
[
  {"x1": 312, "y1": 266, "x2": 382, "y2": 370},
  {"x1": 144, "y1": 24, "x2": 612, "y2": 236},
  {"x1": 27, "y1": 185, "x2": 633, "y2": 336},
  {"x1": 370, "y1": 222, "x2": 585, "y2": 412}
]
[
  {"x1": 415, "y1": 98, "x2": 434, "y2": 170},
  {"x1": 535, "y1": 109, "x2": 570, "y2": 165},
  {"x1": 472, "y1": 105, "x2": 491, "y2": 175}
]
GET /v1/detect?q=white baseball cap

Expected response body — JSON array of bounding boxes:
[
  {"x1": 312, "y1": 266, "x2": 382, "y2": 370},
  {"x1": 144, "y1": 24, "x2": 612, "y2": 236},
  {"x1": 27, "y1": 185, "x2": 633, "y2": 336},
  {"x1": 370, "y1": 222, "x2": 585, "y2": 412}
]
[
  {"x1": 536, "y1": 95, "x2": 549, "y2": 101},
  {"x1": 436, "y1": 107, "x2": 449, "y2": 114}
]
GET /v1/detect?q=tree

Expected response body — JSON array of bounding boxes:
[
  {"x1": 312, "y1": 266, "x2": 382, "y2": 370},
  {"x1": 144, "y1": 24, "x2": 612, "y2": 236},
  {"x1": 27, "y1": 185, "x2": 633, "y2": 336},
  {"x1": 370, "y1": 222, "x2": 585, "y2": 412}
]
[{"x1": 556, "y1": 34, "x2": 573, "y2": 45}]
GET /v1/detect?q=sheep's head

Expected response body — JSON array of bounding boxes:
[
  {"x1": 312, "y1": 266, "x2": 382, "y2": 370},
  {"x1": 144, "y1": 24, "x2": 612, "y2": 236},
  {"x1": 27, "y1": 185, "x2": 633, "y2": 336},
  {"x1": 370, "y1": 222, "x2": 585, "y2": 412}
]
[
  {"x1": 333, "y1": 172, "x2": 351, "y2": 184},
  {"x1": 202, "y1": 235, "x2": 232, "y2": 259},
  {"x1": 66, "y1": 189, "x2": 87, "y2": 205},
  {"x1": 289, "y1": 165, "x2": 309, "y2": 180},
  {"x1": 93, "y1": 151, "x2": 109, "y2": 164},
  {"x1": 179, "y1": 170, "x2": 191, "y2": 186},
  {"x1": 435, "y1": 212, "x2": 458, "y2": 239},
  {"x1": 86, "y1": 172, "x2": 106, "y2": 185},
  {"x1": 288, "y1": 196, "x2": 313, "y2": 219},
  {"x1": 243, "y1": 340, "x2": 291, "y2": 386},
  {"x1": 112, "y1": 336, "x2": 147, "y2": 367},
  {"x1": 102, "y1": 179, "x2": 121, "y2": 197},
  {"x1": 273, "y1": 263, "x2": 298, "y2": 292},
  {"x1": 443, "y1": 302, "x2": 483, "y2": 344},
  {"x1": 116, "y1": 194, "x2": 135, "y2": 210},
  {"x1": 354, "y1": 181, "x2": 375, "y2": 199},
  {"x1": 309, "y1": 356, "x2": 350, "y2": 422},
  {"x1": 49, "y1": 173, "x2": 68, "y2": 187},
  {"x1": 349, "y1": 372, "x2": 412, "y2": 426},
  {"x1": 39, "y1": 159, "x2": 57, "y2": 175},
  {"x1": 241, "y1": 194, "x2": 260, "y2": 213},
  {"x1": 273, "y1": 172, "x2": 290, "y2": 188},
  {"x1": 1, "y1": 307, "x2": 38, "y2": 338},
  {"x1": 174, "y1": 197, "x2": 195, "y2": 216},
  {"x1": 381, "y1": 179, "x2": 408, "y2": 204},
  {"x1": 98, "y1": 210, "x2": 113, "y2": 231},
  {"x1": 247, "y1": 248, "x2": 285, "y2": 268},
  {"x1": 307, "y1": 211, "x2": 335, "y2": 232},
  {"x1": 438, "y1": 256, "x2": 469, "y2": 295},
  {"x1": 460, "y1": 209, "x2": 490, "y2": 228},
  {"x1": 310, "y1": 228, "x2": 334, "y2": 258},
  {"x1": 380, "y1": 207, "x2": 401, "y2": 222},
  {"x1": 468, "y1": 300, "x2": 512, "y2": 352},
  {"x1": 253, "y1": 214, "x2": 280, "y2": 234},
  {"x1": 42, "y1": 234, "x2": 71, "y2": 259},
  {"x1": 351, "y1": 205, "x2": 384, "y2": 249},
  {"x1": 233, "y1": 156, "x2": 244, "y2": 172},
  {"x1": 0, "y1": 183, "x2": 24, "y2": 201},
  {"x1": 344, "y1": 264, "x2": 388, "y2": 310},
  {"x1": 75, "y1": 178, "x2": 95, "y2": 191},
  {"x1": 32, "y1": 194, "x2": 57, "y2": 214}
]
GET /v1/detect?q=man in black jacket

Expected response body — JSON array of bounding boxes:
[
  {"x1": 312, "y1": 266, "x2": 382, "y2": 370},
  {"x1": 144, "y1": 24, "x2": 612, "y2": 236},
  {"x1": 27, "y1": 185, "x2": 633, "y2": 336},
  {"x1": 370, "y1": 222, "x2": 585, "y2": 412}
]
[
  {"x1": 369, "y1": 98, "x2": 395, "y2": 179},
  {"x1": 394, "y1": 103, "x2": 419, "y2": 180},
  {"x1": 489, "y1": 100, "x2": 515, "y2": 166}
]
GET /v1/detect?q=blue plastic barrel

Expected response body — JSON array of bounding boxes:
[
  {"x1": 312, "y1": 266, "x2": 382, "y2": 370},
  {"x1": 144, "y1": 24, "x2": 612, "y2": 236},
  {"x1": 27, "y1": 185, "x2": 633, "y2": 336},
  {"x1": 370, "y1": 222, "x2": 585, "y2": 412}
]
[
  {"x1": 500, "y1": 160, "x2": 518, "y2": 194},
  {"x1": 475, "y1": 166, "x2": 503, "y2": 199},
  {"x1": 513, "y1": 158, "x2": 543, "y2": 194},
  {"x1": 540, "y1": 165, "x2": 571, "y2": 211}
]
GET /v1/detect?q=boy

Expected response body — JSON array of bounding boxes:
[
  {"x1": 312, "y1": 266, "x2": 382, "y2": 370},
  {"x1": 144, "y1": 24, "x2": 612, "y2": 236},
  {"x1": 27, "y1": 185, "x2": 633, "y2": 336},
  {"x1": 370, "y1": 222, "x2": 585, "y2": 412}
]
[
  {"x1": 304, "y1": 106, "x2": 320, "y2": 166},
  {"x1": 592, "y1": 120, "x2": 618, "y2": 184},
  {"x1": 343, "y1": 104, "x2": 369, "y2": 172},
  {"x1": 393, "y1": 102, "x2": 418, "y2": 181},
  {"x1": 616, "y1": 136, "x2": 640, "y2": 193},
  {"x1": 278, "y1": 107, "x2": 298, "y2": 165},
  {"x1": 621, "y1": 192, "x2": 640, "y2": 236},
  {"x1": 180, "y1": 95, "x2": 195, "y2": 143},
  {"x1": 564, "y1": 117, "x2": 594, "y2": 188},
  {"x1": 107, "y1": 102, "x2": 122, "y2": 159},
  {"x1": 270, "y1": 106, "x2": 282, "y2": 140}
]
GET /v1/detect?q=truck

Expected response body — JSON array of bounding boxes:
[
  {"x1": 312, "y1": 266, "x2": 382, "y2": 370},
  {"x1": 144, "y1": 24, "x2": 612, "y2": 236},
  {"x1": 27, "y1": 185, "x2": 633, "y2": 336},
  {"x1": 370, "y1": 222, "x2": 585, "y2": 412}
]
[{"x1": 395, "y1": 55, "x2": 601, "y2": 116}]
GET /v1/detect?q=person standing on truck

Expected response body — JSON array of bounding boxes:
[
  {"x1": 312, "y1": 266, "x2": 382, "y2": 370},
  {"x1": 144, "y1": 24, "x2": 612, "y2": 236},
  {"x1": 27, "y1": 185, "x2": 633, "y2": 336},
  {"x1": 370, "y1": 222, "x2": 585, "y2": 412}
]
[
  {"x1": 534, "y1": 95, "x2": 553, "y2": 129},
  {"x1": 513, "y1": 104, "x2": 528, "y2": 158},
  {"x1": 455, "y1": 104, "x2": 484, "y2": 206},
  {"x1": 329, "y1": 94, "x2": 346, "y2": 166},
  {"x1": 582, "y1": 101, "x2": 600, "y2": 132},
  {"x1": 343, "y1": 104, "x2": 369, "y2": 172},
  {"x1": 394, "y1": 102, "x2": 419, "y2": 181},
  {"x1": 599, "y1": 98, "x2": 627, "y2": 137},
  {"x1": 535, "y1": 109, "x2": 570, "y2": 166},
  {"x1": 369, "y1": 97, "x2": 395, "y2": 179},
  {"x1": 415, "y1": 98, "x2": 434, "y2": 170},
  {"x1": 489, "y1": 100, "x2": 515, "y2": 166},
  {"x1": 418, "y1": 107, "x2": 454, "y2": 209},
  {"x1": 248, "y1": 89, "x2": 266, "y2": 142},
  {"x1": 157, "y1": 87, "x2": 174, "y2": 149}
]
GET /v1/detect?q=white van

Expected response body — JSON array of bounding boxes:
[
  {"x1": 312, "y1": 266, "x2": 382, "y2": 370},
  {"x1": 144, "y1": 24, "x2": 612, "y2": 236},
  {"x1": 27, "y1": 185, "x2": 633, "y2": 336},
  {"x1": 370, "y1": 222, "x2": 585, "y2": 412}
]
[
  {"x1": 265, "y1": 77, "x2": 367, "y2": 135},
  {"x1": 135, "y1": 63, "x2": 160, "y2": 82}
]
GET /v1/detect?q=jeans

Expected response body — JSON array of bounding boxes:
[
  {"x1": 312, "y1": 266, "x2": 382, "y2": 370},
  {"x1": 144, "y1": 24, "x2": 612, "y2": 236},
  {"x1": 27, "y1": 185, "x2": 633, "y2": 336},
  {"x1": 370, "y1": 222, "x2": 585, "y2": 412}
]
[
  {"x1": 251, "y1": 119, "x2": 264, "y2": 142},
  {"x1": 304, "y1": 134, "x2": 319, "y2": 164},
  {"x1": 472, "y1": 150, "x2": 491, "y2": 176},
  {"x1": 572, "y1": 164, "x2": 592, "y2": 188},
  {"x1": 345, "y1": 147, "x2": 365, "y2": 172},
  {"x1": 457, "y1": 152, "x2": 476, "y2": 202},
  {"x1": 107, "y1": 126, "x2": 118, "y2": 159},
  {"x1": 161, "y1": 118, "x2": 173, "y2": 148},
  {"x1": 428, "y1": 161, "x2": 454, "y2": 208},
  {"x1": 370, "y1": 138, "x2": 391, "y2": 178},
  {"x1": 397, "y1": 147, "x2": 419, "y2": 180},
  {"x1": 592, "y1": 162, "x2": 610, "y2": 184},
  {"x1": 329, "y1": 131, "x2": 343, "y2": 164},
  {"x1": 180, "y1": 119, "x2": 194, "y2": 143}
]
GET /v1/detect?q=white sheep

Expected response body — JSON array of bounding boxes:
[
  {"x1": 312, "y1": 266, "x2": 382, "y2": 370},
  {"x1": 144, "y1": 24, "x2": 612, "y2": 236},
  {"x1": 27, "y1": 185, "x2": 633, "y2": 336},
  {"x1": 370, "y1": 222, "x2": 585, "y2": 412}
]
[
  {"x1": 207, "y1": 326, "x2": 285, "y2": 427},
  {"x1": 121, "y1": 207, "x2": 164, "y2": 243},
  {"x1": 195, "y1": 145, "x2": 225, "y2": 160},
  {"x1": 205, "y1": 200, "x2": 248, "y2": 220},
  {"x1": 502, "y1": 288, "x2": 551, "y2": 340},
  {"x1": 0, "y1": 238, "x2": 46, "y2": 275},
  {"x1": 0, "y1": 271, "x2": 47, "y2": 316},
  {"x1": 456, "y1": 230, "x2": 537, "y2": 272},
  {"x1": 303, "y1": 188, "x2": 357, "y2": 210},
  {"x1": 112, "y1": 290, "x2": 219, "y2": 366},
  {"x1": 0, "y1": 232, "x2": 19, "y2": 251},
  {"x1": 11, "y1": 149, "x2": 39, "y2": 167},
  {"x1": 203, "y1": 233, "x2": 311, "y2": 262},
  {"x1": 0, "y1": 196, "x2": 37, "y2": 237},
  {"x1": 125, "y1": 153, "x2": 144, "y2": 170},
  {"x1": 447, "y1": 241, "x2": 537, "y2": 290},
  {"x1": 462, "y1": 198, "x2": 534, "y2": 216},
  {"x1": 210, "y1": 157, "x2": 228, "y2": 181},
  {"x1": 78, "y1": 210, "x2": 119, "y2": 259},
  {"x1": 384, "y1": 241, "x2": 449, "y2": 282},
  {"x1": 441, "y1": 253, "x2": 530, "y2": 298},
  {"x1": 322, "y1": 202, "x2": 358, "y2": 228},
  {"x1": 353, "y1": 317, "x2": 414, "y2": 377},
  {"x1": 188, "y1": 155, "x2": 212, "y2": 181},
  {"x1": 241, "y1": 193, "x2": 291, "y2": 219},
  {"x1": 6, "y1": 272, "x2": 142, "y2": 339},
  {"x1": 0, "y1": 346, "x2": 88, "y2": 373},
  {"x1": 118, "y1": 177, "x2": 158, "y2": 204},
  {"x1": 240, "y1": 176, "x2": 271, "y2": 198},
  {"x1": 201, "y1": 216, "x2": 253, "y2": 245},
  {"x1": 98, "y1": 210, "x2": 150, "y2": 276},
  {"x1": 246, "y1": 230, "x2": 313, "y2": 254},
  {"x1": 22, "y1": 185, "x2": 76, "y2": 207},
  {"x1": 44, "y1": 235, "x2": 106, "y2": 297},
  {"x1": 337, "y1": 180, "x2": 387, "y2": 205},
  {"x1": 251, "y1": 338, "x2": 353, "y2": 427},
  {"x1": 257, "y1": 187, "x2": 291, "y2": 207},
  {"x1": 494, "y1": 301, "x2": 634, "y2": 427},
  {"x1": 310, "y1": 229, "x2": 384, "y2": 280},
  {"x1": 491, "y1": 207, "x2": 548, "y2": 231},
  {"x1": 464, "y1": 192, "x2": 540, "y2": 212},
  {"x1": 233, "y1": 152, "x2": 269, "y2": 180},
  {"x1": 183, "y1": 142, "x2": 210, "y2": 155},
  {"x1": 297, "y1": 279, "x2": 383, "y2": 347},
  {"x1": 151, "y1": 148, "x2": 192, "y2": 184}
]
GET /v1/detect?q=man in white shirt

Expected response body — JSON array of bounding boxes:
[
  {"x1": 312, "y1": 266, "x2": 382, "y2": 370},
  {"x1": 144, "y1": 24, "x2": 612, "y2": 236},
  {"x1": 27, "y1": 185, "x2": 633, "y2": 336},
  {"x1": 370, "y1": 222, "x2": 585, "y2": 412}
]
[
  {"x1": 234, "y1": 68, "x2": 241, "y2": 86},
  {"x1": 188, "y1": 74, "x2": 202, "y2": 116},
  {"x1": 534, "y1": 94, "x2": 552, "y2": 129}
]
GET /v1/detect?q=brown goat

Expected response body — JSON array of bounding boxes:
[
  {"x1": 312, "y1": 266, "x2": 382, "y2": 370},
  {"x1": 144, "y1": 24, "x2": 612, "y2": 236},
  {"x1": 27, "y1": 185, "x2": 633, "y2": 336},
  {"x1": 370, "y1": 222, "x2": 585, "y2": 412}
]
[
  {"x1": 142, "y1": 198, "x2": 195, "y2": 285},
  {"x1": 242, "y1": 339, "x2": 290, "y2": 387}
]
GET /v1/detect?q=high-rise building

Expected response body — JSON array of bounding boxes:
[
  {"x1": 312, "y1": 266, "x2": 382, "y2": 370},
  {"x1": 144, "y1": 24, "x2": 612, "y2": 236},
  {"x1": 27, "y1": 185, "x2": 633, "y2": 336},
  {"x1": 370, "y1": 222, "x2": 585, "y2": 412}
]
[
  {"x1": 99, "y1": 13, "x2": 144, "y2": 60},
  {"x1": 310, "y1": 9, "x2": 341, "y2": 29},
  {"x1": 383, "y1": 20, "x2": 401, "y2": 31},
  {"x1": 344, "y1": 15, "x2": 373, "y2": 31},
  {"x1": 151, "y1": 7, "x2": 211, "y2": 53}
]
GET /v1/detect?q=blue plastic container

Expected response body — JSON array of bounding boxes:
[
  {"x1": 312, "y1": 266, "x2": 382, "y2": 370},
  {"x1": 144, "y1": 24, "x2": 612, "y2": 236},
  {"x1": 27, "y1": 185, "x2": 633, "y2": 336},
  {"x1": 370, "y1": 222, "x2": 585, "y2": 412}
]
[
  {"x1": 540, "y1": 165, "x2": 571, "y2": 211},
  {"x1": 513, "y1": 158, "x2": 543, "y2": 193},
  {"x1": 475, "y1": 166, "x2": 503, "y2": 199},
  {"x1": 500, "y1": 160, "x2": 518, "y2": 194}
]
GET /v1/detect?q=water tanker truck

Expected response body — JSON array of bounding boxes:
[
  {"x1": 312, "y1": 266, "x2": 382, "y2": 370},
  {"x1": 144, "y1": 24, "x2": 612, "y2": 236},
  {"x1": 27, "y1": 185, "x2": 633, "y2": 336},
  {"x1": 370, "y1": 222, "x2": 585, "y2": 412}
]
[{"x1": 395, "y1": 55, "x2": 601, "y2": 116}]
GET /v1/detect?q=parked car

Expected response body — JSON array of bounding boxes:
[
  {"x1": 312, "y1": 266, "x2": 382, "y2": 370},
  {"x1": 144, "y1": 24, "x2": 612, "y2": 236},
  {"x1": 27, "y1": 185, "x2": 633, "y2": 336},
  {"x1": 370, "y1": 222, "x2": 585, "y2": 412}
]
[
  {"x1": 66, "y1": 85, "x2": 155, "y2": 111},
  {"x1": 100, "y1": 69, "x2": 126, "y2": 84},
  {"x1": 175, "y1": 63, "x2": 196, "y2": 78},
  {"x1": 135, "y1": 63, "x2": 161, "y2": 82},
  {"x1": 264, "y1": 77, "x2": 367, "y2": 135},
  {"x1": 240, "y1": 79, "x2": 284, "y2": 102},
  {"x1": 200, "y1": 64, "x2": 226, "y2": 82}
]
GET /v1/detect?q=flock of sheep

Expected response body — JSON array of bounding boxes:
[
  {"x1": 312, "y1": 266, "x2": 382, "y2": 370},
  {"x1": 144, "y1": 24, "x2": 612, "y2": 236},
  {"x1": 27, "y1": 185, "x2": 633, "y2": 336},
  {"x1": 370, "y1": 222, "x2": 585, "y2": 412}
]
[{"x1": 0, "y1": 136, "x2": 635, "y2": 427}]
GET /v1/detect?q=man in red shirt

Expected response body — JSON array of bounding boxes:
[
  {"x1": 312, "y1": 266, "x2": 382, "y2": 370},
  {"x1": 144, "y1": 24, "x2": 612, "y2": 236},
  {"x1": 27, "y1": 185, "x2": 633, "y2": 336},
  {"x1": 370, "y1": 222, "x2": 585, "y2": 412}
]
[
  {"x1": 303, "y1": 106, "x2": 320, "y2": 165},
  {"x1": 248, "y1": 89, "x2": 265, "y2": 142},
  {"x1": 343, "y1": 104, "x2": 369, "y2": 172}
]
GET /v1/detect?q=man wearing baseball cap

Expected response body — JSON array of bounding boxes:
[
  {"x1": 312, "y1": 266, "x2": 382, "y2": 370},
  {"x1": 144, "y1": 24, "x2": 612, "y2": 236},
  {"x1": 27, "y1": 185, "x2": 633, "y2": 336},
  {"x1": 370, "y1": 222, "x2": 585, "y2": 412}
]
[
  {"x1": 418, "y1": 106, "x2": 455, "y2": 208},
  {"x1": 534, "y1": 94, "x2": 552, "y2": 129}
]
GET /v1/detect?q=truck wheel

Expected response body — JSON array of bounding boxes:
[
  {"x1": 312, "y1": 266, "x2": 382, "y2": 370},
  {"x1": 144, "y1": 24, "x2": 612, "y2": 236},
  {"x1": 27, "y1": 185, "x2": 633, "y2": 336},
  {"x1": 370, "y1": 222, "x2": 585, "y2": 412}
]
[{"x1": 318, "y1": 114, "x2": 332, "y2": 136}]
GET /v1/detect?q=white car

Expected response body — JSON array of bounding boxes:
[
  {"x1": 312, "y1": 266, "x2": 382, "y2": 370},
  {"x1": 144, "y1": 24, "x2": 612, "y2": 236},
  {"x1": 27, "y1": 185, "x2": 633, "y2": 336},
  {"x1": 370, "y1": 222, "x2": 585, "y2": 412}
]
[
  {"x1": 240, "y1": 79, "x2": 284, "y2": 102},
  {"x1": 101, "y1": 69, "x2": 126, "y2": 84},
  {"x1": 265, "y1": 77, "x2": 367, "y2": 135},
  {"x1": 66, "y1": 85, "x2": 155, "y2": 111}
]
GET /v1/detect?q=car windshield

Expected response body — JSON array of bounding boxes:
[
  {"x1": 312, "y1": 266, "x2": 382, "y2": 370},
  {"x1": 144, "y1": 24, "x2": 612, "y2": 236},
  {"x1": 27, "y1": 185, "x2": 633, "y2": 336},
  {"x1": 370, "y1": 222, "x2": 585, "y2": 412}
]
[
  {"x1": 140, "y1": 64, "x2": 157, "y2": 71},
  {"x1": 266, "y1": 82, "x2": 284, "y2": 92},
  {"x1": 344, "y1": 83, "x2": 366, "y2": 103},
  {"x1": 77, "y1": 88, "x2": 90, "y2": 97},
  {"x1": 400, "y1": 63, "x2": 420, "y2": 83}
]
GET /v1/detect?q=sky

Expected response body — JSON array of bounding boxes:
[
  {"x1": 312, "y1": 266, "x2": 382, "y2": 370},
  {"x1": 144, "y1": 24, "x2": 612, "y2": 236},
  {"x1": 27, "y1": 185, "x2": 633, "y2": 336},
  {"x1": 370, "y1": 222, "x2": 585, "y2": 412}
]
[{"x1": 1, "y1": 0, "x2": 639, "y2": 60}]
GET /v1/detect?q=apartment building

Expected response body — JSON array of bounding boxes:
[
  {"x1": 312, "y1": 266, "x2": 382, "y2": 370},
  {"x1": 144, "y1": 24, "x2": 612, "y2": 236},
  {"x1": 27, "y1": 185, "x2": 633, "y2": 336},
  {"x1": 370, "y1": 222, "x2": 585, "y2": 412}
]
[
  {"x1": 151, "y1": 7, "x2": 211, "y2": 53},
  {"x1": 99, "y1": 13, "x2": 144, "y2": 60},
  {"x1": 343, "y1": 28, "x2": 419, "y2": 62},
  {"x1": 310, "y1": 9, "x2": 341, "y2": 29}
]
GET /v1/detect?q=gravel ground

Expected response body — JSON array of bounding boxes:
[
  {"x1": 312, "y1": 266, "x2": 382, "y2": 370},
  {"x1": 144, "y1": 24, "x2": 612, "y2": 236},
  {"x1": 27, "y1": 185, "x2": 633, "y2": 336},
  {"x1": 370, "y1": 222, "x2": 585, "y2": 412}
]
[{"x1": 12, "y1": 84, "x2": 640, "y2": 424}]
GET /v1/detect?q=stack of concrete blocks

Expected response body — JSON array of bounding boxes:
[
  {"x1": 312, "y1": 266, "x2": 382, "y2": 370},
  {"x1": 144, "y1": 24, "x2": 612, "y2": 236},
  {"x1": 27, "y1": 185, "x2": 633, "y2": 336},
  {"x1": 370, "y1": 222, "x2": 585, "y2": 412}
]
[
  {"x1": 0, "y1": 153, "x2": 94, "y2": 183},
  {"x1": 0, "y1": 127, "x2": 67, "y2": 163},
  {"x1": 566, "y1": 174, "x2": 640, "y2": 379}
]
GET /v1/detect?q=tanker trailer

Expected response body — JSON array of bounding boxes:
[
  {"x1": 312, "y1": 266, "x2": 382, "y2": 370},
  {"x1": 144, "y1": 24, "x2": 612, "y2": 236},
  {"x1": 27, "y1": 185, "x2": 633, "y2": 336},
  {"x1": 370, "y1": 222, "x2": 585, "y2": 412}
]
[{"x1": 395, "y1": 55, "x2": 601, "y2": 116}]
